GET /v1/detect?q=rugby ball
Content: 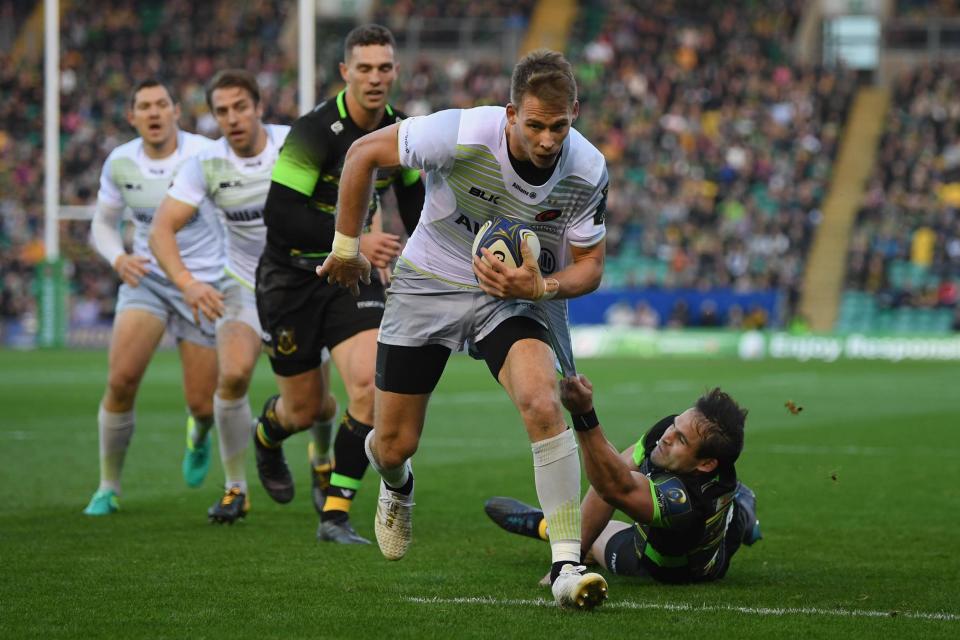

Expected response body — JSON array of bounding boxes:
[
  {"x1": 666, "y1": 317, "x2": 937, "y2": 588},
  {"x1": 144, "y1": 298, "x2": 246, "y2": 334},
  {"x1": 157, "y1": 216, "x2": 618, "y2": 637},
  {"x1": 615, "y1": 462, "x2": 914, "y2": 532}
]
[{"x1": 472, "y1": 217, "x2": 541, "y2": 269}]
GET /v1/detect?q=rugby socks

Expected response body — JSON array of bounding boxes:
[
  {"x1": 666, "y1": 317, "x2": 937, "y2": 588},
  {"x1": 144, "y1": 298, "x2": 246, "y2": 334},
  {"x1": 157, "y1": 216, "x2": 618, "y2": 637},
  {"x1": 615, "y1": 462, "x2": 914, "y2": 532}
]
[
  {"x1": 255, "y1": 395, "x2": 291, "y2": 449},
  {"x1": 531, "y1": 428, "x2": 582, "y2": 571},
  {"x1": 310, "y1": 400, "x2": 337, "y2": 463},
  {"x1": 364, "y1": 430, "x2": 414, "y2": 495},
  {"x1": 321, "y1": 411, "x2": 373, "y2": 522},
  {"x1": 97, "y1": 404, "x2": 135, "y2": 494},
  {"x1": 214, "y1": 394, "x2": 250, "y2": 493},
  {"x1": 188, "y1": 414, "x2": 215, "y2": 449}
]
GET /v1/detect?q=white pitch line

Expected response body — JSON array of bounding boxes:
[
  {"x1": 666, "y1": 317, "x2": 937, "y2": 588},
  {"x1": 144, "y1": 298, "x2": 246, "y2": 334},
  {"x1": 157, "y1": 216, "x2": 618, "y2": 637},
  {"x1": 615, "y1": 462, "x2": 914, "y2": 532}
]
[{"x1": 403, "y1": 596, "x2": 960, "y2": 622}]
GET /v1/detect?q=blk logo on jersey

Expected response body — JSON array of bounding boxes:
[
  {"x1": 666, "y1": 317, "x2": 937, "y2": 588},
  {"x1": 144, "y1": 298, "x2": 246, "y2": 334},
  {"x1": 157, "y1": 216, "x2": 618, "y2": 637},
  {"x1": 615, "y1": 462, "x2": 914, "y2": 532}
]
[
  {"x1": 535, "y1": 209, "x2": 561, "y2": 222},
  {"x1": 469, "y1": 186, "x2": 500, "y2": 205},
  {"x1": 219, "y1": 179, "x2": 242, "y2": 189},
  {"x1": 123, "y1": 183, "x2": 143, "y2": 191}
]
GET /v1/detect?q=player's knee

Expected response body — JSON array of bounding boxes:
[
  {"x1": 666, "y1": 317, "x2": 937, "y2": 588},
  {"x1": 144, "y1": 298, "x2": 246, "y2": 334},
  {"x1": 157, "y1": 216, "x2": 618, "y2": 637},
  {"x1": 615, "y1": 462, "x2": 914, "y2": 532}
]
[
  {"x1": 515, "y1": 393, "x2": 564, "y2": 437},
  {"x1": 346, "y1": 372, "x2": 376, "y2": 423},
  {"x1": 282, "y1": 396, "x2": 323, "y2": 431},
  {"x1": 217, "y1": 367, "x2": 251, "y2": 399},
  {"x1": 185, "y1": 393, "x2": 214, "y2": 419},
  {"x1": 106, "y1": 370, "x2": 141, "y2": 406}
]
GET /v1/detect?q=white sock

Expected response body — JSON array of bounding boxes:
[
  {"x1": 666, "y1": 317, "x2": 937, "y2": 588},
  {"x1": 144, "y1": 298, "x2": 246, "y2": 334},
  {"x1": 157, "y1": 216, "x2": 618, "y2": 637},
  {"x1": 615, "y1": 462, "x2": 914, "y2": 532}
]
[
  {"x1": 98, "y1": 404, "x2": 135, "y2": 495},
  {"x1": 364, "y1": 430, "x2": 410, "y2": 490},
  {"x1": 310, "y1": 400, "x2": 338, "y2": 463},
  {"x1": 214, "y1": 393, "x2": 250, "y2": 493},
  {"x1": 531, "y1": 428, "x2": 581, "y2": 565}
]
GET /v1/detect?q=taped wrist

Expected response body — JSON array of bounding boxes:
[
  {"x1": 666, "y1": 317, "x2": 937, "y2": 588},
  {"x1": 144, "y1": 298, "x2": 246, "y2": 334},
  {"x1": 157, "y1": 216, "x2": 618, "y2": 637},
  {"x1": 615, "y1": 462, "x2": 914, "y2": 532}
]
[
  {"x1": 332, "y1": 230, "x2": 360, "y2": 260},
  {"x1": 538, "y1": 278, "x2": 560, "y2": 301}
]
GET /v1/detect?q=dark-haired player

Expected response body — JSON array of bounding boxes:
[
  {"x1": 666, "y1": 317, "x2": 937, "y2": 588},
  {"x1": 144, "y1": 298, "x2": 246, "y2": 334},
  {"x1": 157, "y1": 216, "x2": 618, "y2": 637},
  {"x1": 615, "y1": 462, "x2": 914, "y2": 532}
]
[
  {"x1": 84, "y1": 79, "x2": 222, "y2": 515},
  {"x1": 487, "y1": 375, "x2": 761, "y2": 584},
  {"x1": 251, "y1": 24, "x2": 424, "y2": 543}
]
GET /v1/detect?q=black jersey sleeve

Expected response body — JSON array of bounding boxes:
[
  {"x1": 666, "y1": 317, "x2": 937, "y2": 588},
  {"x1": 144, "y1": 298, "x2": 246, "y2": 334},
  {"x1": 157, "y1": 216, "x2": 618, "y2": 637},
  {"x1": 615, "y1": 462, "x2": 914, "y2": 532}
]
[
  {"x1": 648, "y1": 473, "x2": 698, "y2": 531},
  {"x1": 392, "y1": 169, "x2": 424, "y2": 236},
  {"x1": 271, "y1": 113, "x2": 328, "y2": 197}
]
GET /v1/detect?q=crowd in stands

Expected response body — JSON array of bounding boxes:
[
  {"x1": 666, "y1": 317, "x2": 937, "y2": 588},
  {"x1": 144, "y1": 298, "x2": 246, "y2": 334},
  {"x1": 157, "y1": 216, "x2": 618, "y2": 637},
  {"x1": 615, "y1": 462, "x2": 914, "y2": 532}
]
[
  {"x1": 0, "y1": 0, "x2": 879, "y2": 338},
  {"x1": 565, "y1": 0, "x2": 856, "y2": 329},
  {"x1": 895, "y1": 0, "x2": 960, "y2": 18},
  {"x1": 841, "y1": 64, "x2": 960, "y2": 333}
]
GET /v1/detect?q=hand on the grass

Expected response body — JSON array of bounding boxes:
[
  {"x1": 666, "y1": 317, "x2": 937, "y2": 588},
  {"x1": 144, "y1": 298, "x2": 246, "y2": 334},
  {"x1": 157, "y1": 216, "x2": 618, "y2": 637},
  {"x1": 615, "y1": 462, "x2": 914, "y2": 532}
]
[
  {"x1": 113, "y1": 254, "x2": 150, "y2": 287},
  {"x1": 560, "y1": 374, "x2": 594, "y2": 415},
  {"x1": 183, "y1": 280, "x2": 224, "y2": 323},
  {"x1": 316, "y1": 253, "x2": 371, "y2": 297}
]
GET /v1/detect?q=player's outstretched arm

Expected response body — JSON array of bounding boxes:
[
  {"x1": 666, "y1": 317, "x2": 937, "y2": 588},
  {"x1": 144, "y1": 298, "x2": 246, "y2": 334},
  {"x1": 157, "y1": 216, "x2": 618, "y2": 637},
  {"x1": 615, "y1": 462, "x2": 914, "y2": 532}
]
[
  {"x1": 561, "y1": 374, "x2": 655, "y2": 524},
  {"x1": 317, "y1": 123, "x2": 402, "y2": 294},
  {"x1": 149, "y1": 195, "x2": 224, "y2": 323}
]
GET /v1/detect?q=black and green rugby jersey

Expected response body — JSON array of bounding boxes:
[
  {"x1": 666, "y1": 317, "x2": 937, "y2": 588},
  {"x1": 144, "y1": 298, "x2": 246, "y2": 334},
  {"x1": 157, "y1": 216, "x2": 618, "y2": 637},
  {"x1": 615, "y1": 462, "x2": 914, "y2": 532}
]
[
  {"x1": 263, "y1": 90, "x2": 423, "y2": 260},
  {"x1": 630, "y1": 416, "x2": 739, "y2": 583}
]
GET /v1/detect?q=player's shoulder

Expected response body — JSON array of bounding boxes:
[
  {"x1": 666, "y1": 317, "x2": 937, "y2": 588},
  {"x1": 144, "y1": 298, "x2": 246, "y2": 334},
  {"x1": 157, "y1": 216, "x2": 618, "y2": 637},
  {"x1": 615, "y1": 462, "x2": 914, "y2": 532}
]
[
  {"x1": 457, "y1": 105, "x2": 505, "y2": 141},
  {"x1": 562, "y1": 127, "x2": 607, "y2": 187},
  {"x1": 180, "y1": 130, "x2": 216, "y2": 155},
  {"x1": 103, "y1": 136, "x2": 142, "y2": 163},
  {"x1": 265, "y1": 123, "x2": 292, "y2": 142}
]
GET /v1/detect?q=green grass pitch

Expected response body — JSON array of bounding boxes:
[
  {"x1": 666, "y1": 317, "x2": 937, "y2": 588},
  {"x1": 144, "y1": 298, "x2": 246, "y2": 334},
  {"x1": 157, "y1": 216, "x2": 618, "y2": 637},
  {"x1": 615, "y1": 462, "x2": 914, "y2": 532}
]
[{"x1": 1, "y1": 349, "x2": 958, "y2": 638}]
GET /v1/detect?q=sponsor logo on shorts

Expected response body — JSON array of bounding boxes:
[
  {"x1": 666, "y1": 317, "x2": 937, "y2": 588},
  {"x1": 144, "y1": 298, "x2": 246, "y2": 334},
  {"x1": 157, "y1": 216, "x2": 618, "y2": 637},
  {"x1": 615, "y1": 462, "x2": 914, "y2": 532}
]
[
  {"x1": 356, "y1": 300, "x2": 385, "y2": 310},
  {"x1": 610, "y1": 552, "x2": 618, "y2": 572},
  {"x1": 277, "y1": 328, "x2": 298, "y2": 356}
]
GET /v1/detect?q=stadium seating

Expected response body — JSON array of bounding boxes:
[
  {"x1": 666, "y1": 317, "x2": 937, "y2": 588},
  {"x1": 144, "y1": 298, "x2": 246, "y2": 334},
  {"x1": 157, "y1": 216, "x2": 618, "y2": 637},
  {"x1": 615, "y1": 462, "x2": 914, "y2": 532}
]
[{"x1": 840, "y1": 64, "x2": 960, "y2": 334}]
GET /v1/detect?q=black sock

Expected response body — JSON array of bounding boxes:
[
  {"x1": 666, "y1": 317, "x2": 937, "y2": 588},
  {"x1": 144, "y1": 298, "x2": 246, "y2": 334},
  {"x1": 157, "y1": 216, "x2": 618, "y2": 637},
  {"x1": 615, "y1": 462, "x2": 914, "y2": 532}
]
[
  {"x1": 550, "y1": 559, "x2": 579, "y2": 584},
  {"x1": 256, "y1": 395, "x2": 291, "y2": 447},
  {"x1": 391, "y1": 471, "x2": 414, "y2": 496},
  {"x1": 321, "y1": 412, "x2": 373, "y2": 522}
]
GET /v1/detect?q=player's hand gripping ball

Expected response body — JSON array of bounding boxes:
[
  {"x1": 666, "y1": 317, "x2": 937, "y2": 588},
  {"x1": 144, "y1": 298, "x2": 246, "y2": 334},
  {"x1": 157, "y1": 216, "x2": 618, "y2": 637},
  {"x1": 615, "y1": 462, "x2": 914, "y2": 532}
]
[{"x1": 472, "y1": 217, "x2": 541, "y2": 269}]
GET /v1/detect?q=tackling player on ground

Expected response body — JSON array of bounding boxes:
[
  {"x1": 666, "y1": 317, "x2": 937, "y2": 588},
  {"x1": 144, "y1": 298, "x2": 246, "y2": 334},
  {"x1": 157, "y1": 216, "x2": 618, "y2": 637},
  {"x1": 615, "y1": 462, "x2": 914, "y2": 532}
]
[
  {"x1": 84, "y1": 80, "x2": 222, "y2": 515},
  {"x1": 487, "y1": 375, "x2": 761, "y2": 583},
  {"x1": 150, "y1": 69, "x2": 339, "y2": 524},
  {"x1": 319, "y1": 50, "x2": 610, "y2": 609},
  {"x1": 252, "y1": 24, "x2": 424, "y2": 543}
]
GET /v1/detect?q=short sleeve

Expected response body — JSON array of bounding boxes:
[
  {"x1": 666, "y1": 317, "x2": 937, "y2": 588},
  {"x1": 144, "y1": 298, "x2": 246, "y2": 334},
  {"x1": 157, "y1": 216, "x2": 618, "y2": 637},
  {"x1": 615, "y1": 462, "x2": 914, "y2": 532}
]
[
  {"x1": 271, "y1": 115, "x2": 325, "y2": 196},
  {"x1": 166, "y1": 155, "x2": 207, "y2": 208},
  {"x1": 397, "y1": 109, "x2": 461, "y2": 174},
  {"x1": 566, "y1": 166, "x2": 609, "y2": 248}
]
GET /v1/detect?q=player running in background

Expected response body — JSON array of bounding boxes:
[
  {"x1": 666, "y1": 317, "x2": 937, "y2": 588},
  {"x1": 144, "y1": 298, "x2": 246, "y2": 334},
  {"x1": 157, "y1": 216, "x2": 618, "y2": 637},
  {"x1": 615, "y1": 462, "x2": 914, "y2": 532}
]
[
  {"x1": 319, "y1": 50, "x2": 610, "y2": 609},
  {"x1": 486, "y1": 376, "x2": 761, "y2": 584},
  {"x1": 84, "y1": 80, "x2": 222, "y2": 515},
  {"x1": 150, "y1": 69, "x2": 338, "y2": 524},
  {"x1": 252, "y1": 24, "x2": 424, "y2": 543}
]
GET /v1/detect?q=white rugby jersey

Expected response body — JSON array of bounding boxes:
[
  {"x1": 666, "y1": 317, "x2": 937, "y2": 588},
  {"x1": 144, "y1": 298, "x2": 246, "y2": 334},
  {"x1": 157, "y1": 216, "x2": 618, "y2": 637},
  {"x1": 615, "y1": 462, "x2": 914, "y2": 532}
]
[
  {"x1": 95, "y1": 131, "x2": 224, "y2": 283},
  {"x1": 396, "y1": 106, "x2": 608, "y2": 287},
  {"x1": 168, "y1": 124, "x2": 290, "y2": 288}
]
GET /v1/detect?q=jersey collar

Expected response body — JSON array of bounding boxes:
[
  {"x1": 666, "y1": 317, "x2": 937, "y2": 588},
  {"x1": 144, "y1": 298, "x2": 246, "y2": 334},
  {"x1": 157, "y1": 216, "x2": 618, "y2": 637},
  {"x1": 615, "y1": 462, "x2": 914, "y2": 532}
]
[{"x1": 495, "y1": 111, "x2": 569, "y2": 206}]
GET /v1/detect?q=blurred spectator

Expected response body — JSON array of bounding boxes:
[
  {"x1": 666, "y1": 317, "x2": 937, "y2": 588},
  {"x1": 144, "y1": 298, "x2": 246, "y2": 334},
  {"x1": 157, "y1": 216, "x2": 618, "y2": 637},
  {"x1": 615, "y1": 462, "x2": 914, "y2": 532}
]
[
  {"x1": 634, "y1": 301, "x2": 660, "y2": 329},
  {"x1": 604, "y1": 300, "x2": 636, "y2": 327}
]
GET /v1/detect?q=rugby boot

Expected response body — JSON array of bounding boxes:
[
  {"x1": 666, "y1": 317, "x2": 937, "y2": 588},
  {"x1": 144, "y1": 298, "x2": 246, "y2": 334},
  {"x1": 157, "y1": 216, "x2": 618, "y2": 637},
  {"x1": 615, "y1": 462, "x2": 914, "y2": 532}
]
[
  {"x1": 551, "y1": 564, "x2": 608, "y2": 611},
  {"x1": 252, "y1": 421, "x2": 294, "y2": 504},
  {"x1": 317, "y1": 517, "x2": 371, "y2": 545},
  {"x1": 83, "y1": 488, "x2": 119, "y2": 516},
  {"x1": 208, "y1": 486, "x2": 250, "y2": 524},
  {"x1": 484, "y1": 497, "x2": 546, "y2": 540}
]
